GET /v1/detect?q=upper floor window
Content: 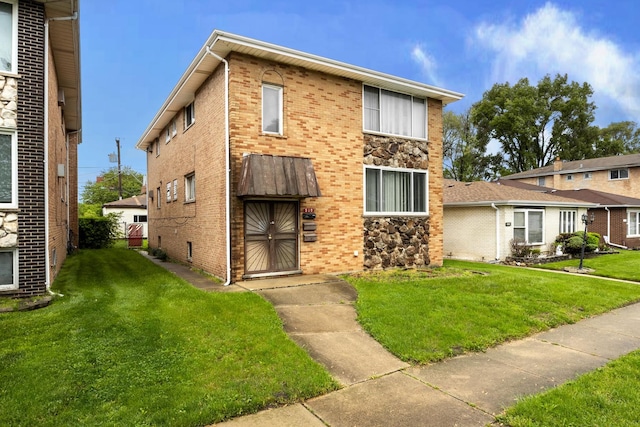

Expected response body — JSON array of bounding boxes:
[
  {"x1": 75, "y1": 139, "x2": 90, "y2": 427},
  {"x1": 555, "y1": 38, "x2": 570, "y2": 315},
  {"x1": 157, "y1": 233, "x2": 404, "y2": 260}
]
[
  {"x1": 185, "y1": 173, "x2": 196, "y2": 202},
  {"x1": 514, "y1": 209, "x2": 544, "y2": 245},
  {"x1": 0, "y1": 130, "x2": 17, "y2": 208},
  {"x1": 166, "y1": 182, "x2": 171, "y2": 202},
  {"x1": 0, "y1": 248, "x2": 18, "y2": 290},
  {"x1": 156, "y1": 187, "x2": 161, "y2": 209},
  {"x1": 0, "y1": 1, "x2": 17, "y2": 74},
  {"x1": 628, "y1": 211, "x2": 640, "y2": 237},
  {"x1": 566, "y1": 174, "x2": 573, "y2": 181},
  {"x1": 171, "y1": 118, "x2": 177, "y2": 137},
  {"x1": 184, "y1": 102, "x2": 195, "y2": 129},
  {"x1": 583, "y1": 172, "x2": 592, "y2": 180},
  {"x1": 364, "y1": 166, "x2": 427, "y2": 215},
  {"x1": 155, "y1": 138, "x2": 160, "y2": 157},
  {"x1": 363, "y1": 85, "x2": 426, "y2": 139},
  {"x1": 537, "y1": 177, "x2": 546, "y2": 186},
  {"x1": 609, "y1": 168, "x2": 629, "y2": 180},
  {"x1": 133, "y1": 215, "x2": 147, "y2": 223},
  {"x1": 165, "y1": 127, "x2": 171, "y2": 143},
  {"x1": 559, "y1": 210, "x2": 577, "y2": 234},
  {"x1": 262, "y1": 84, "x2": 283, "y2": 134}
]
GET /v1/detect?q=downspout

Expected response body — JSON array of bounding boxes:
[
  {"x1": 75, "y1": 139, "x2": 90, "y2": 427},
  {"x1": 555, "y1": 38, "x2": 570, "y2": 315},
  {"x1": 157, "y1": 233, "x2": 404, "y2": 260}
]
[
  {"x1": 491, "y1": 203, "x2": 500, "y2": 260},
  {"x1": 44, "y1": 12, "x2": 78, "y2": 296},
  {"x1": 205, "y1": 46, "x2": 231, "y2": 286}
]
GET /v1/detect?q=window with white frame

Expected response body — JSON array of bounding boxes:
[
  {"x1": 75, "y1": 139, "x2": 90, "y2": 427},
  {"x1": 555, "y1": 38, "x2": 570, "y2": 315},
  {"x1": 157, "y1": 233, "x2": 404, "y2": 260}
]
[
  {"x1": 171, "y1": 118, "x2": 177, "y2": 137},
  {"x1": 559, "y1": 210, "x2": 577, "y2": 234},
  {"x1": 262, "y1": 84, "x2": 283, "y2": 134},
  {"x1": 364, "y1": 166, "x2": 427, "y2": 214},
  {"x1": 513, "y1": 209, "x2": 544, "y2": 244},
  {"x1": 173, "y1": 179, "x2": 178, "y2": 201},
  {"x1": 185, "y1": 173, "x2": 195, "y2": 202},
  {"x1": 166, "y1": 182, "x2": 171, "y2": 202},
  {"x1": 566, "y1": 174, "x2": 573, "y2": 181},
  {"x1": 0, "y1": 0, "x2": 17, "y2": 74},
  {"x1": 156, "y1": 187, "x2": 161, "y2": 209},
  {"x1": 165, "y1": 127, "x2": 171, "y2": 143},
  {"x1": 583, "y1": 172, "x2": 592, "y2": 180},
  {"x1": 0, "y1": 130, "x2": 17, "y2": 208},
  {"x1": 133, "y1": 215, "x2": 147, "y2": 223},
  {"x1": 537, "y1": 177, "x2": 546, "y2": 186},
  {"x1": 0, "y1": 248, "x2": 18, "y2": 290},
  {"x1": 610, "y1": 168, "x2": 629, "y2": 180},
  {"x1": 155, "y1": 138, "x2": 160, "y2": 157},
  {"x1": 363, "y1": 85, "x2": 426, "y2": 139},
  {"x1": 628, "y1": 211, "x2": 640, "y2": 237},
  {"x1": 184, "y1": 102, "x2": 195, "y2": 129}
]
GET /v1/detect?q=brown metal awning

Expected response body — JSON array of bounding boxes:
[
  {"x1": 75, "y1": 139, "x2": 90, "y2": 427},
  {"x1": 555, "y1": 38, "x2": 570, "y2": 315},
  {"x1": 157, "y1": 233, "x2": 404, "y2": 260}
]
[{"x1": 237, "y1": 154, "x2": 321, "y2": 198}]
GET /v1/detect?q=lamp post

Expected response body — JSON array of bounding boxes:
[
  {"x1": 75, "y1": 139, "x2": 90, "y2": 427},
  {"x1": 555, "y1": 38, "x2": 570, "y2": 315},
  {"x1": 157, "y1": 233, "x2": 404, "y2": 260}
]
[{"x1": 578, "y1": 212, "x2": 595, "y2": 270}]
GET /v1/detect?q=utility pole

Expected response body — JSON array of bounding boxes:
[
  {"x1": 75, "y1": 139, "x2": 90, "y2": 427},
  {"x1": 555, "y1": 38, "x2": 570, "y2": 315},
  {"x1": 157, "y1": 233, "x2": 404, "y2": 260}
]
[{"x1": 116, "y1": 137, "x2": 122, "y2": 200}]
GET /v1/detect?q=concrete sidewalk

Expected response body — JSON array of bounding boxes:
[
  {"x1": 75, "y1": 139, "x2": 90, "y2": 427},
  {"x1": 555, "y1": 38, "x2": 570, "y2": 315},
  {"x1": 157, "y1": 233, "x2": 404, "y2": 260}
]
[{"x1": 142, "y1": 255, "x2": 640, "y2": 426}]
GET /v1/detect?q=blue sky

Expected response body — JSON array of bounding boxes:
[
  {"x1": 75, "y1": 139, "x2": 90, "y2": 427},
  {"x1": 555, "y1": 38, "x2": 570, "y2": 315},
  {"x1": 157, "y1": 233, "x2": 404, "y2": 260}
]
[{"x1": 78, "y1": 0, "x2": 640, "y2": 190}]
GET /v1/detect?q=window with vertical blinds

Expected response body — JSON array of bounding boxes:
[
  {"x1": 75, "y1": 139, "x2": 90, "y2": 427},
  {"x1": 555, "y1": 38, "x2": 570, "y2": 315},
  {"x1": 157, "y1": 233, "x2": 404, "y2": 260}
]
[
  {"x1": 363, "y1": 85, "x2": 426, "y2": 139},
  {"x1": 365, "y1": 166, "x2": 427, "y2": 214}
]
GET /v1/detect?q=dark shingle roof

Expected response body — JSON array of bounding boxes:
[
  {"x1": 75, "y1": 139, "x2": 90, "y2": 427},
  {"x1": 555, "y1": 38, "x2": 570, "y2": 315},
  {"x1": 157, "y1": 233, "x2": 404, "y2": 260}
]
[{"x1": 102, "y1": 194, "x2": 147, "y2": 208}]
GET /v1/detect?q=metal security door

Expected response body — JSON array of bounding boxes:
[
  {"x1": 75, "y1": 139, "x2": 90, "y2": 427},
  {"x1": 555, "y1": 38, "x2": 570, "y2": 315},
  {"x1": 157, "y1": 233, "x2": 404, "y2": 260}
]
[{"x1": 244, "y1": 201, "x2": 298, "y2": 274}]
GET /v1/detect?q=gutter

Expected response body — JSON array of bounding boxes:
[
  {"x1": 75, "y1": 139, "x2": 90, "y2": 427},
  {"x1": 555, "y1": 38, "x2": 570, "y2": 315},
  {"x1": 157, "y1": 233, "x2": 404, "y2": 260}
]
[
  {"x1": 491, "y1": 203, "x2": 500, "y2": 260},
  {"x1": 204, "y1": 45, "x2": 231, "y2": 286},
  {"x1": 44, "y1": 11, "x2": 78, "y2": 296}
]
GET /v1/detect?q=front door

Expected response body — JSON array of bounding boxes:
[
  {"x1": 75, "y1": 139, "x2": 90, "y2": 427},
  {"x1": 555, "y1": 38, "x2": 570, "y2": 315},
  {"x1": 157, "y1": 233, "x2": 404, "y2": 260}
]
[{"x1": 244, "y1": 201, "x2": 298, "y2": 275}]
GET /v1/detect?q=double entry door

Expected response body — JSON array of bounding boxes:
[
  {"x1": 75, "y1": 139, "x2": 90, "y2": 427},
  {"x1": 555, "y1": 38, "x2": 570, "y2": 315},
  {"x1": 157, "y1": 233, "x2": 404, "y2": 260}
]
[{"x1": 244, "y1": 201, "x2": 298, "y2": 275}]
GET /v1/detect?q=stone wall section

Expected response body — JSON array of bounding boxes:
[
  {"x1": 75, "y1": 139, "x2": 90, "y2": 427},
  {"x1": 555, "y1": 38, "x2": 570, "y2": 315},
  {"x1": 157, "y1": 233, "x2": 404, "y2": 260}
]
[
  {"x1": 0, "y1": 76, "x2": 18, "y2": 128},
  {"x1": 363, "y1": 133, "x2": 432, "y2": 270},
  {"x1": 0, "y1": 213, "x2": 18, "y2": 248}
]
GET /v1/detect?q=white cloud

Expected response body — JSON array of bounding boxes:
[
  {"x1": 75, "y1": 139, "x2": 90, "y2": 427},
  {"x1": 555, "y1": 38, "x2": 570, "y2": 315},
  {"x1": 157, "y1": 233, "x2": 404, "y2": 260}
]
[
  {"x1": 473, "y1": 2, "x2": 640, "y2": 121},
  {"x1": 411, "y1": 44, "x2": 443, "y2": 87}
]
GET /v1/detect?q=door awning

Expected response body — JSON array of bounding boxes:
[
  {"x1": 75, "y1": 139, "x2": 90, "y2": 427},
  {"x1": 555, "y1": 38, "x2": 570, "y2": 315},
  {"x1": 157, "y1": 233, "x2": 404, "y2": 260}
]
[{"x1": 237, "y1": 154, "x2": 322, "y2": 198}]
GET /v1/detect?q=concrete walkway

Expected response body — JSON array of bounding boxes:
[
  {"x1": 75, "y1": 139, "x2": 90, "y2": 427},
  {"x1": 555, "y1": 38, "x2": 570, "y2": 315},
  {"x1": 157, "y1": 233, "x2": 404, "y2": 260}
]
[{"x1": 142, "y1": 254, "x2": 640, "y2": 426}]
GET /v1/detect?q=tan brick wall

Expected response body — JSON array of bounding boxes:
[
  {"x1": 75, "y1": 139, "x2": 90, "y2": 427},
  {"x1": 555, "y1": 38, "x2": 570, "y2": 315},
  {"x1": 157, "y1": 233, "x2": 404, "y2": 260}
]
[
  {"x1": 427, "y1": 98, "x2": 444, "y2": 266},
  {"x1": 146, "y1": 64, "x2": 228, "y2": 279},
  {"x1": 514, "y1": 167, "x2": 640, "y2": 198},
  {"x1": 228, "y1": 53, "x2": 365, "y2": 281},
  {"x1": 46, "y1": 45, "x2": 70, "y2": 281}
]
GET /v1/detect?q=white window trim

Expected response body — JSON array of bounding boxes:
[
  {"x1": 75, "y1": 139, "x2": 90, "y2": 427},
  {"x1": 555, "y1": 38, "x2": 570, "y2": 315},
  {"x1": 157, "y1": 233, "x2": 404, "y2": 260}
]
[
  {"x1": 583, "y1": 172, "x2": 592, "y2": 180},
  {"x1": 0, "y1": 0, "x2": 18, "y2": 75},
  {"x1": 514, "y1": 208, "x2": 545, "y2": 245},
  {"x1": 559, "y1": 210, "x2": 577, "y2": 234},
  {"x1": 362, "y1": 84, "x2": 428, "y2": 141},
  {"x1": 566, "y1": 174, "x2": 573, "y2": 181},
  {"x1": 0, "y1": 248, "x2": 18, "y2": 290},
  {"x1": 173, "y1": 179, "x2": 178, "y2": 201},
  {"x1": 609, "y1": 168, "x2": 629, "y2": 180},
  {"x1": 185, "y1": 173, "x2": 195, "y2": 202},
  {"x1": 262, "y1": 84, "x2": 283, "y2": 135},
  {"x1": 628, "y1": 210, "x2": 640, "y2": 237},
  {"x1": 166, "y1": 182, "x2": 171, "y2": 202},
  {"x1": 363, "y1": 165, "x2": 429, "y2": 216},
  {"x1": 0, "y1": 129, "x2": 17, "y2": 209},
  {"x1": 184, "y1": 102, "x2": 195, "y2": 130},
  {"x1": 171, "y1": 119, "x2": 177, "y2": 137},
  {"x1": 155, "y1": 138, "x2": 160, "y2": 157}
]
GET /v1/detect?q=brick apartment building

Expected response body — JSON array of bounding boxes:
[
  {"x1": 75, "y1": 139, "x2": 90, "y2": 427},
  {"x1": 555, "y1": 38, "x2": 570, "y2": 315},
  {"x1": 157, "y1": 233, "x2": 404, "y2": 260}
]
[
  {"x1": 136, "y1": 31, "x2": 463, "y2": 283},
  {"x1": 0, "y1": 0, "x2": 81, "y2": 296}
]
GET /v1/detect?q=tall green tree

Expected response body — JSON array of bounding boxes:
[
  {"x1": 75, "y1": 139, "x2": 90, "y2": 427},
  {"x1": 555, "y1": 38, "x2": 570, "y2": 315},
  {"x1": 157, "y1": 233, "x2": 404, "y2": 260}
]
[
  {"x1": 471, "y1": 74, "x2": 596, "y2": 173},
  {"x1": 595, "y1": 121, "x2": 640, "y2": 156},
  {"x1": 81, "y1": 166, "x2": 144, "y2": 205},
  {"x1": 443, "y1": 110, "x2": 503, "y2": 181}
]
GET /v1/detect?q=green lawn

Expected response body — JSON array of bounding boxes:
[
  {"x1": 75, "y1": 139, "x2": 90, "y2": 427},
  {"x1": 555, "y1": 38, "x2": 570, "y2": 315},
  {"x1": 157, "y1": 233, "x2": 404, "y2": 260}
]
[
  {"x1": 0, "y1": 249, "x2": 337, "y2": 426},
  {"x1": 536, "y1": 249, "x2": 640, "y2": 281},
  {"x1": 345, "y1": 259, "x2": 640, "y2": 363},
  {"x1": 499, "y1": 349, "x2": 640, "y2": 427}
]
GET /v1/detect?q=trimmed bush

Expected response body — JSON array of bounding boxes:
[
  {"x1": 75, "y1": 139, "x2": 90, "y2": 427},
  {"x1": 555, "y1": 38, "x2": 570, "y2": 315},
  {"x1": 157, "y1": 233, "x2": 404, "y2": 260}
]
[
  {"x1": 79, "y1": 213, "x2": 122, "y2": 249},
  {"x1": 556, "y1": 231, "x2": 601, "y2": 255}
]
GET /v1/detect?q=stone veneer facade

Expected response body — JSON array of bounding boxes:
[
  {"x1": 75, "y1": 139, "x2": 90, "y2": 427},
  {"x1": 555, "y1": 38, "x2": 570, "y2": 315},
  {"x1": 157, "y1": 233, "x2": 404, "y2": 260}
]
[{"x1": 363, "y1": 134, "x2": 432, "y2": 269}]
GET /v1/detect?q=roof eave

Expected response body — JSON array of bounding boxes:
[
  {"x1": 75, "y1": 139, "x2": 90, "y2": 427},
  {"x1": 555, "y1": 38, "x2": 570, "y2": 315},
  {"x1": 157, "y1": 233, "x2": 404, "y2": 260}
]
[{"x1": 135, "y1": 30, "x2": 464, "y2": 150}]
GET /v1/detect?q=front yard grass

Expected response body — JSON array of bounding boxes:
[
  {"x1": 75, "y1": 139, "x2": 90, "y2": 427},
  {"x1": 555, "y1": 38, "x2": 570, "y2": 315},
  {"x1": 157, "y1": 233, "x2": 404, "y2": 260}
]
[
  {"x1": 0, "y1": 249, "x2": 337, "y2": 426},
  {"x1": 499, "y1": 349, "x2": 640, "y2": 427},
  {"x1": 536, "y1": 249, "x2": 640, "y2": 281},
  {"x1": 345, "y1": 259, "x2": 640, "y2": 363}
]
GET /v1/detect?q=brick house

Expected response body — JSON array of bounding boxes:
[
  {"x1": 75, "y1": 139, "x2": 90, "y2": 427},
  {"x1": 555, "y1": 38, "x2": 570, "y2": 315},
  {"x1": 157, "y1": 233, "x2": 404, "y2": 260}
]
[
  {"x1": 135, "y1": 30, "x2": 463, "y2": 283},
  {"x1": 501, "y1": 154, "x2": 640, "y2": 198},
  {"x1": 0, "y1": 0, "x2": 81, "y2": 296},
  {"x1": 443, "y1": 180, "x2": 595, "y2": 261}
]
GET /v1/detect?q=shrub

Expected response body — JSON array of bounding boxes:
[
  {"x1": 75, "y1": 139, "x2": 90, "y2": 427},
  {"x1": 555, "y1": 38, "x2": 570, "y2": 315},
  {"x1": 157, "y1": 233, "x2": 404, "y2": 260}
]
[
  {"x1": 557, "y1": 231, "x2": 600, "y2": 255},
  {"x1": 510, "y1": 238, "x2": 532, "y2": 258},
  {"x1": 79, "y1": 213, "x2": 122, "y2": 249}
]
